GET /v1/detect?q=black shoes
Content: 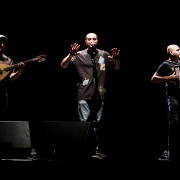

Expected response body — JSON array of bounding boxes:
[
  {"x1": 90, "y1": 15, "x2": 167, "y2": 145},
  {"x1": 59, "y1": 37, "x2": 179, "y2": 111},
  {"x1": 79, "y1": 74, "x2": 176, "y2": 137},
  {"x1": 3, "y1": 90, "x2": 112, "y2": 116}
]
[
  {"x1": 91, "y1": 147, "x2": 107, "y2": 160},
  {"x1": 157, "y1": 150, "x2": 170, "y2": 162}
]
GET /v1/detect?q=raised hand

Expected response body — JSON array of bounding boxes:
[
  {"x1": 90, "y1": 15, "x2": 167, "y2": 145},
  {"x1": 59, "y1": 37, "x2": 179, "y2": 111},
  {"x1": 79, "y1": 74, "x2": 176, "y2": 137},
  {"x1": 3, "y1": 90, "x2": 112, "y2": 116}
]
[
  {"x1": 108, "y1": 48, "x2": 120, "y2": 60},
  {"x1": 111, "y1": 48, "x2": 120, "y2": 60},
  {"x1": 70, "y1": 43, "x2": 80, "y2": 55}
]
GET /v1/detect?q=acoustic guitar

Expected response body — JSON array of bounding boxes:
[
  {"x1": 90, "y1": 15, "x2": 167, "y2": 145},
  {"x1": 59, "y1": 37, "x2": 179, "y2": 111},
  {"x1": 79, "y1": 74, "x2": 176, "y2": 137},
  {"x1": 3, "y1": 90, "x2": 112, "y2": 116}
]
[{"x1": 0, "y1": 54, "x2": 46, "y2": 81}]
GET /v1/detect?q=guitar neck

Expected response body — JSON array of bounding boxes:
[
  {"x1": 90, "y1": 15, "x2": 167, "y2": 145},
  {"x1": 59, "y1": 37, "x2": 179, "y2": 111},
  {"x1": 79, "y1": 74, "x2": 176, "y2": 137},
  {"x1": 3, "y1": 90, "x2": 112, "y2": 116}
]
[{"x1": 4, "y1": 58, "x2": 35, "y2": 71}]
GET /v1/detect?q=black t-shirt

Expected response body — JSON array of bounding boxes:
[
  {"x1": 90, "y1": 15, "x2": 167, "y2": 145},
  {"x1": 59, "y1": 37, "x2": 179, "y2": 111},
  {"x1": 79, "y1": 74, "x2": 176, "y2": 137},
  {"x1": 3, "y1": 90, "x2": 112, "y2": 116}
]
[{"x1": 156, "y1": 59, "x2": 180, "y2": 98}]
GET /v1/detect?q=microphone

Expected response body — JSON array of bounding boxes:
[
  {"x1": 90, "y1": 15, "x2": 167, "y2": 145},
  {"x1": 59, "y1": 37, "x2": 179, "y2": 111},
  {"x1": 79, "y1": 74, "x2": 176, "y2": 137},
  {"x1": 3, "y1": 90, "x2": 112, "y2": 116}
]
[
  {"x1": 90, "y1": 44, "x2": 97, "y2": 48},
  {"x1": 88, "y1": 43, "x2": 97, "y2": 57}
]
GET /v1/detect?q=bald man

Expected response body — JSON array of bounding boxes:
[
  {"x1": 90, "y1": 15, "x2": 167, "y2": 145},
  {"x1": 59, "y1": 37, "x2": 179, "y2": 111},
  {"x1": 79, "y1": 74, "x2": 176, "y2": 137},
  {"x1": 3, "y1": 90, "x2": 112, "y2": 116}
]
[
  {"x1": 151, "y1": 44, "x2": 180, "y2": 162},
  {"x1": 60, "y1": 32, "x2": 120, "y2": 159}
]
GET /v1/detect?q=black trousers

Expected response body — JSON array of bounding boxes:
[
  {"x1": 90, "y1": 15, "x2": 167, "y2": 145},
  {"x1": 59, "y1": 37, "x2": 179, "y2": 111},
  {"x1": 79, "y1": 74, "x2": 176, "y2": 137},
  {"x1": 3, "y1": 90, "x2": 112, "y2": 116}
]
[{"x1": 167, "y1": 96, "x2": 180, "y2": 161}]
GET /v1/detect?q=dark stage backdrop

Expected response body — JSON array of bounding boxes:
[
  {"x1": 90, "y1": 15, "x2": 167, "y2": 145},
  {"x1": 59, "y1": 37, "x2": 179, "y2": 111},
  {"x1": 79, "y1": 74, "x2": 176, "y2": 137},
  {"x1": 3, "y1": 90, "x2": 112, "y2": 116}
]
[{"x1": 1, "y1": 25, "x2": 180, "y2": 160}]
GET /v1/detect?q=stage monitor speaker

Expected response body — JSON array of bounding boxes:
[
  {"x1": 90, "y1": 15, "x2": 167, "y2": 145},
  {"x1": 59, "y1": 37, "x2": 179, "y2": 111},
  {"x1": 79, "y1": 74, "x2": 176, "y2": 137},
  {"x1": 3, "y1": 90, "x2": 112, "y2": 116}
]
[
  {"x1": 41, "y1": 121, "x2": 90, "y2": 145},
  {"x1": 35, "y1": 121, "x2": 92, "y2": 160},
  {"x1": 0, "y1": 121, "x2": 31, "y2": 158}
]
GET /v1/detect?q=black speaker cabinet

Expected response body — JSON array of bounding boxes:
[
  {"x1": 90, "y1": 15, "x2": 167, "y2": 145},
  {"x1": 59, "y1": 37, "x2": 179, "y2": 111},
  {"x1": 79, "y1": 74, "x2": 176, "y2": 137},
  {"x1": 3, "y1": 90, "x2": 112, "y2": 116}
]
[
  {"x1": 41, "y1": 121, "x2": 90, "y2": 145},
  {"x1": 0, "y1": 121, "x2": 31, "y2": 158},
  {"x1": 35, "y1": 121, "x2": 91, "y2": 159}
]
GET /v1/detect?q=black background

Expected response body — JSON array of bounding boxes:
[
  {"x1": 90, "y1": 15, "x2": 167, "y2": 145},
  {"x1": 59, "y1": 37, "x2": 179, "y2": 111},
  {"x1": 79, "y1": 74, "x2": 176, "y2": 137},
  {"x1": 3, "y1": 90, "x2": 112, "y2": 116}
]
[{"x1": 1, "y1": 4, "x2": 180, "y2": 162}]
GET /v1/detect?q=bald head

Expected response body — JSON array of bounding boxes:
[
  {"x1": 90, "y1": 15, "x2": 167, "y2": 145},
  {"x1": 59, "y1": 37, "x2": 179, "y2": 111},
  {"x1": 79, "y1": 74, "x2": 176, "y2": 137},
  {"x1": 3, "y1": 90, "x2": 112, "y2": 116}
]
[
  {"x1": 167, "y1": 44, "x2": 179, "y2": 54},
  {"x1": 85, "y1": 33, "x2": 98, "y2": 40},
  {"x1": 166, "y1": 44, "x2": 180, "y2": 60}
]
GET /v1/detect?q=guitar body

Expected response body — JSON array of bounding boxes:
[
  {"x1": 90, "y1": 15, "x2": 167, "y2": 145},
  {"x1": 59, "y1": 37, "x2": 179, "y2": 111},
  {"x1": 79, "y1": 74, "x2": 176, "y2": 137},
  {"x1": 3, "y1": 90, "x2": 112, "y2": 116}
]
[{"x1": 0, "y1": 64, "x2": 11, "y2": 81}]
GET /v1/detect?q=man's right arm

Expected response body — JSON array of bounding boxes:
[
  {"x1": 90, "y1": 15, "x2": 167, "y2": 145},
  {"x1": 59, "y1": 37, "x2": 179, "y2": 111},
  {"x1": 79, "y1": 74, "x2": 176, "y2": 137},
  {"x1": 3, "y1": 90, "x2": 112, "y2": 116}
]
[
  {"x1": 60, "y1": 54, "x2": 74, "y2": 68},
  {"x1": 60, "y1": 43, "x2": 80, "y2": 68},
  {"x1": 151, "y1": 71, "x2": 179, "y2": 83}
]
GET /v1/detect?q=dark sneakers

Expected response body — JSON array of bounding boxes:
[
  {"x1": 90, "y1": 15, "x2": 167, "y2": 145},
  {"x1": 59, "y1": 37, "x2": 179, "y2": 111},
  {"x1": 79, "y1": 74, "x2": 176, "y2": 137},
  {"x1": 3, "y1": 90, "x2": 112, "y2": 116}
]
[
  {"x1": 157, "y1": 150, "x2": 170, "y2": 161},
  {"x1": 91, "y1": 148, "x2": 107, "y2": 160}
]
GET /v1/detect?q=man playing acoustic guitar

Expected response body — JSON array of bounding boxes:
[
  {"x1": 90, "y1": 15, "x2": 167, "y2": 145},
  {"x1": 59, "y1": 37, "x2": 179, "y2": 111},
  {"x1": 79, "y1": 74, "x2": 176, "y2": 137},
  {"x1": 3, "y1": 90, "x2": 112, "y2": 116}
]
[{"x1": 0, "y1": 34, "x2": 25, "y2": 121}]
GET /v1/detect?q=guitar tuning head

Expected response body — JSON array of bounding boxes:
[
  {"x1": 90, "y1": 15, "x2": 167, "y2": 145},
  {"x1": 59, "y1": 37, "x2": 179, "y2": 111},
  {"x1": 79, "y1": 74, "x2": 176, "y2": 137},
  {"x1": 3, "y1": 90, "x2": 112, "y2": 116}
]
[{"x1": 37, "y1": 54, "x2": 46, "y2": 63}]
